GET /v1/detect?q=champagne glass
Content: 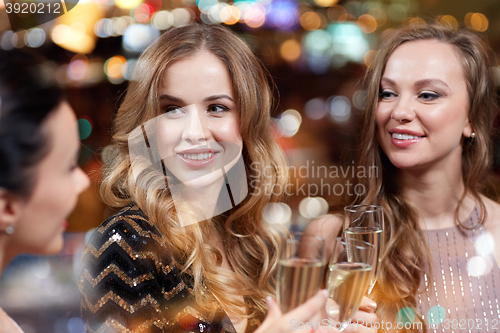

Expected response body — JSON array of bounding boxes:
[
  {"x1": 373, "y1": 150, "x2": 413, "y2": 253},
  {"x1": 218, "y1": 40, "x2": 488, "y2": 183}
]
[
  {"x1": 343, "y1": 205, "x2": 384, "y2": 294},
  {"x1": 326, "y1": 237, "x2": 375, "y2": 331},
  {"x1": 276, "y1": 232, "x2": 326, "y2": 314}
]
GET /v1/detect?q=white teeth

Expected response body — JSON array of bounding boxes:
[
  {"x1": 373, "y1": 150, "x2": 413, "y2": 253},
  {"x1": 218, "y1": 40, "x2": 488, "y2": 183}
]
[
  {"x1": 392, "y1": 133, "x2": 422, "y2": 140},
  {"x1": 182, "y1": 153, "x2": 213, "y2": 160}
]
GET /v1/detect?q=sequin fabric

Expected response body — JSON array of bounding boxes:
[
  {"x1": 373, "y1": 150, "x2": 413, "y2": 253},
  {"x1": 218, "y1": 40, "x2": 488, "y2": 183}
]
[
  {"x1": 417, "y1": 206, "x2": 500, "y2": 332},
  {"x1": 78, "y1": 205, "x2": 238, "y2": 333}
]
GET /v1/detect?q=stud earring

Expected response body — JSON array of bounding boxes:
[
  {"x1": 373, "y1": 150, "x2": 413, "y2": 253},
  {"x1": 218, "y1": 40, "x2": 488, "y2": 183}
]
[
  {"x1": 5, "y1": 225, "x2": 15, "y2": 235},
  {"x1": 471, "y1": 132, "x2": 476, "y2": 139}
]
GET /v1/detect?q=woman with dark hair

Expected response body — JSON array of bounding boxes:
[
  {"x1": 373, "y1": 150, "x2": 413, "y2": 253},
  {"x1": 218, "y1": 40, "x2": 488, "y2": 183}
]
[
  {"x1": 310, "y1": 23, "x2": 500, "y2": 332},
  {"x1": 0, "y1": 50, "x2": 90, "y2": 330},
  {"x1": 78, "y1": 23, "x2": 359, "y2": 333}
]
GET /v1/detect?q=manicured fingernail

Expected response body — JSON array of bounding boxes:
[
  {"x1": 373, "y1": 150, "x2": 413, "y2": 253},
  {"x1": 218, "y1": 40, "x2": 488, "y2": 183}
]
[
  {"x1": 266, "y1": 296, "x2": 274, "y2": 308},
  {"x1": 321, "y1": 289, "x2": 329, "y2": 298},
  {"x1": 367, "y1": 300, "x2": 377, "y2": 309}
]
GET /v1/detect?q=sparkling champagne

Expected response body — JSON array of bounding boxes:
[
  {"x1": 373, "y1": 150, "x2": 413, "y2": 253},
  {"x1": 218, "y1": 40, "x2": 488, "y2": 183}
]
[
  {"x1": 327, "y1": 262, "x2": 373, "y2": 323},
  {"x1": 277, "y1": 258, "x2": 325, "y2": 313},
  {"x1": 344, "y1": 226, "x2": 383, "y2": 290}
]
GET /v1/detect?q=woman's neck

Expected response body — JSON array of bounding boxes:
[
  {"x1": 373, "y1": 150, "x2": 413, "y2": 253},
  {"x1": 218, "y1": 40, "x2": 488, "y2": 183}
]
[{"x1": 400, "y1": 164, "x2": 473, "y2": 230}]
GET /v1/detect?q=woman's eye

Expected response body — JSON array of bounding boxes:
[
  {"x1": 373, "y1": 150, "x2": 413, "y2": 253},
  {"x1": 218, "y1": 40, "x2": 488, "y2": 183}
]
[
  {"x1": 379, "y1": 90, "x2": 396, "y2": 99},
  {"x1": 207, "y1": 105, "x2": 229, "y2": 113},
  {"x1": 419, "y1": 92, "x2": 440, "y2": 101},
  {"x1": 164, "y1": 105, "x2": 183, "y2": 114}
]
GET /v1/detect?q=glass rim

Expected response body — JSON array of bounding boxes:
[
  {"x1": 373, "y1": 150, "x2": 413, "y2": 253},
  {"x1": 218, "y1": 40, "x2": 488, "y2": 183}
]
[
  {"x1": 286, "y1": 231, "x2": 325, "y2": 245},
  {"x1": 344, "y1": 204, "x2": 383, "y2": 213}
]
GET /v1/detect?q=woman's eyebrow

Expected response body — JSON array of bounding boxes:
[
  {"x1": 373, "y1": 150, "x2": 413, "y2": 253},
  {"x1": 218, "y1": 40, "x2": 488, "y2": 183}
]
[
  {"x1": 159, "y1": 94, "x2": 184, "y2": 103},
  {"x1": 414, "y1": 78, "x2": 450, "y2": 90},
  {"x1": 204, "y1": 94, "x2": 234, "y2": 102}
]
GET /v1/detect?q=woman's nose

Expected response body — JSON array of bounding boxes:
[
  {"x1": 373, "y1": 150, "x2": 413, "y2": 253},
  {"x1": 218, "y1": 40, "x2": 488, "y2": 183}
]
[
  {"x1": 390, "y1": 95, "x2": 416, "y2": 123},
  {"x1": 182, "y1": 106, "x2": 207, "y2": 144}
]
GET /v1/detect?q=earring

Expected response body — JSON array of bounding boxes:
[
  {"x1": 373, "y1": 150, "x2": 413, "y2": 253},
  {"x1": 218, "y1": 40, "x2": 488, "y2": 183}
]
[
  {"x1": 471, "y1": 132, "x2": 476, "y2": 139},
  {"x1": 5, "y1": 225, "x2": 14, "y2": 235}
]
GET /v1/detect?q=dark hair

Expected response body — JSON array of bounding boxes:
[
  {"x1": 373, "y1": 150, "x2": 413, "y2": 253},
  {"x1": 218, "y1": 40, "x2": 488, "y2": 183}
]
[{"x1": 0, "y1": 50, "x2": 63, "y2": 198}]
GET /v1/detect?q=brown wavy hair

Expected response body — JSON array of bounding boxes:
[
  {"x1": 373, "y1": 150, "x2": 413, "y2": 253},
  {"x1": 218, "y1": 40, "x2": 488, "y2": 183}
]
[
  {"x1": 355, "y1": 23, "x2": 497, "y2": 331},
  {"x1": 100, "y1": 23, "x2": 289, "y2": 322}
]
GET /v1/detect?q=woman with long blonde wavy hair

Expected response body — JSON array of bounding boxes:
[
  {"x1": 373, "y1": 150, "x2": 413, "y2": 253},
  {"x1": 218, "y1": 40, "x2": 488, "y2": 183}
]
[
  {"x1": 79, "y1": 23, "x2": 336, "y2": 333},
  {"x1": 309, "y1": 23, "x2": 500, "y2": 332}
]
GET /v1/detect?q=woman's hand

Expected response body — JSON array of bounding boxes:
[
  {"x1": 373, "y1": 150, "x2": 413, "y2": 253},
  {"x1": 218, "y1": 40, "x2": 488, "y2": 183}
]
[
  {"x1": 342, "y1": 297, "x2": 378, "y2": 333},
  {"x1": 256, "y1": 290, "x2": 340, "y2": 333}
]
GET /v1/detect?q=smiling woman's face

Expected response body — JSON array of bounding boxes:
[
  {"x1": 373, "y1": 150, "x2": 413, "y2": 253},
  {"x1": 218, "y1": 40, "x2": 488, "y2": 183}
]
[
  {"x1": 376, "y1": 39, "x2": 473, "y2": 171},
  {"x1": 156, "y1": 50, "x2": 243, "y2": 189}
]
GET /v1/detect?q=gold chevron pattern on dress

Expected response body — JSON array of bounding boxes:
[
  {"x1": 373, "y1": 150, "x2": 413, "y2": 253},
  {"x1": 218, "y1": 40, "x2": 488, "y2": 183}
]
[
  {"x1": 80, "y1": 204, "x2": 239, "y2": 333},
  {"x1": 82, "y1": 290, "x2": 161, "y2": 314},
  {"x1": 85, "y1": 317, "x2": 167, "y2": 333},
  {"x1": 81, "y1": 264, "x2": 155, "y2": 288},
  {"x1": 83, "y1": 237, "x2": 176, "y2": 276}
]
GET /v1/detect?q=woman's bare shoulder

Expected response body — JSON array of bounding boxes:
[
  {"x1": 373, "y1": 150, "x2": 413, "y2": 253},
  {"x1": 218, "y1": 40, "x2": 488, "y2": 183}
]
[{"x1": 481, "y1": 194, "x2": 500, "y2": 225}]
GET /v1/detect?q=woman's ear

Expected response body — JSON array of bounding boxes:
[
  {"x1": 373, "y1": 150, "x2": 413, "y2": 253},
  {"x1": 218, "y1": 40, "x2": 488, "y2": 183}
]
[
  {"x1": 0, "y1": 189, "x2": 23, "y2": 232},
  {"x1": 463, "y1": 120, "x2": 473, "y2": 138}
]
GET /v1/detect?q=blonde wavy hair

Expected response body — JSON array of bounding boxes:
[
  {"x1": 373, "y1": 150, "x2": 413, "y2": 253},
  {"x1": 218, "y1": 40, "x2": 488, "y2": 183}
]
[
  {"x1": 354, "y1": 23, "x2": 497, "y2": 331},
  {"x1": 100, "y1": 23, "x2": 289, "y2": 321}
]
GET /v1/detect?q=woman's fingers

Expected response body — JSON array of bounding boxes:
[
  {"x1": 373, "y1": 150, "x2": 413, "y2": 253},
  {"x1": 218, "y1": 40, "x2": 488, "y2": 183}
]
[{"x1": 358, "y1": 296, "x2": 377, "y2": 313}]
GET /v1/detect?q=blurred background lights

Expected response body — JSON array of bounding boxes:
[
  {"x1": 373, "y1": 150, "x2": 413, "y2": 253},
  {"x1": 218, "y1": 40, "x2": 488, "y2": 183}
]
[
  {"x1": 122, "y1": 59, "x2": 137, "y2": 81},
  {"x1": 352, "y1": 90, "x2": 367, "y2": 110},
  {"x1": 113, "y1": 17, "x2": 129, "y2": 35},
  {"x1": 69, "y1": 22, "x2": 86, "y2": 42},
  {"x1": 277, "y1": 109, "x2": 302, "y2": 137},
  {"x1": 466, "y1": 12, "x2": 489, "y2": 32},
  {"x1": 197, "y1": 0, "x2": 217, "y2": 13},
  {"x1": 328, "y1": 22, "x2": 369, "y2": 63},
  {"x1": 51, "y1": 24, "x2": 71, "y2": 44},
  {"x1": 78, "y1": 118, "x2": 93, "y2": 140},
  {"x1": 133, "y1": 4, "x2": 155, "y2": 23},
  {"x1": 300, "y1": 12, "x2": 325, "y2": 31},
  {"x1": 467, "y1": 255, "x2": 492, "y2": 277},
  {"x1": 115, "y1": 0, "x2": 142, "y2": 10},
  {"x1": 328, "y1": 95, "x2": 351, "y2": 122},
  {"x1": 244, "y1": 3, "x2": 266, "y2": 28},
  {"x1": 220, "y1": 5, "x2": 241, "y2": 25},
  {"x1": 25, "y1": 28, "x2": 46, "y2": 48},
  {"x1": 0, "y1": 31, "x2": 17, "y2": 50},
  {"x1": 123, "y1": 24, "x2": 160, "y2": 52},
  {"x1": 439, "y1": 15, "x2": 458, "y2": 32},
  {"x1": 152, "y1": 11, "x2": 174, "y2": 30},
  {"x1": 68, "y1": 56, "x2": 89, "y2": 81},
  {"x1": 280, "y1": 39, "x2": 301, "y2": 62},
  {"x1": 357, "y1": 14, "x2": 377, "y2": 33},
  {"x1": 314, "y1": 0, "x2": 338, "y2": 8},
  {"x1": 267, "y1": 0, "x2": 297, "y2": 30},
  {"x1": 208, "y1": 3, "x2": 229, "y2": 23},
  {"x1": 172, "y1": 8, "x2": 194, "y2": 27},
  {"x1": 304, "y1": 29, "x2": 331, "y2": 53},
  {"x1": 298, "y1": 197, "x2": 329, "y2": 219},
  {"x1": 305, "y1": 98, "x2": 327, "y2": 120},
  {"x1": 363, "y1": 49, "x2": 376, "y2": 67},
  {"x1": 104, "y1": 55, "x2": 127, "y2": 83},
  {"x1": 262, "y1": 203, "x2": 292, "y2": 224}
]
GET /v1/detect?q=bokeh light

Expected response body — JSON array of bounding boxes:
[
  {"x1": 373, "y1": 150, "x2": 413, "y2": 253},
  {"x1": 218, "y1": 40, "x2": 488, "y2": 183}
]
[
  {"x1": 277, "y1": 109, "x2": 302, "y2": 137},
  {"x1": 115, "y1": 0, "x2": 142, "y2": 10},
  {"x1": 262, "y1": 203, "x2": 292, "y2": 224},
  {"x1": 467, "y1": 256, "x2": 493, "y2": 277},
  {"x1": 0, "y1": 31, "x2": 17, "y2": 50},
  {"x1": 352, "y1": 90, "x2": 367, "y2": 110},
  {"x1": 68, "y1": 55, "x2": 89, "y2": 81},
  {"x1": 300, "y1": 12, "x2": 325, "y2": 31},
  {"x1": 439, "y1": 15, "x2": 458, "y2": 32},
  {"x1": 172, "y1": 8, "x2": 194, "y2": 27},
  {"x1": 280, "y1": 39, "x2": 301, "y2": 62},
  {"x1": 220, "y1": 5, "x2": 241, "y2": 25},
  {"x1": 327, "y1": 95, "x2": 351, "y2": 123},
  {"x1": 298, "y1": 197, "x2": 329, "y2": 219},
  {"x1": 470, "y1": 13, "x2": 488, "y2": 32},
  {"x1": 25, "y1": 28, "x2": 46, "y2": 48},
  {"x1": 244, "y1": 3, "x2": 266, "y2": 28},
  {"x1": 357, "y1": 14, "x2": 377, "y2": 33},
  {"x1": 123, "y1": 24, "x2": 160, "y2": 52},
  {"x1": 133, "y1": 4, "x2": 154, "y2": 23},
  {"x1": 78, "y1": 118, "x2": 93, "y2": 140},
  {"x1": 51, "y1": 24, "x2": 71, "y2": 44},
  {"x1": 305, "y1": 98, "x2": 327, "y2": 120},
  {"x1": 313, "y1": 0, "x2": 338, "y2": 8},
  {"x1": 104, "y1": 55, "x2": 126, "y2": 83},
  {"x1": 363, "y1": 50, "x2": 376, "y2": 68},
  {"x1": 152, "y1": 11, "x2": 174, "y2": 30}
]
